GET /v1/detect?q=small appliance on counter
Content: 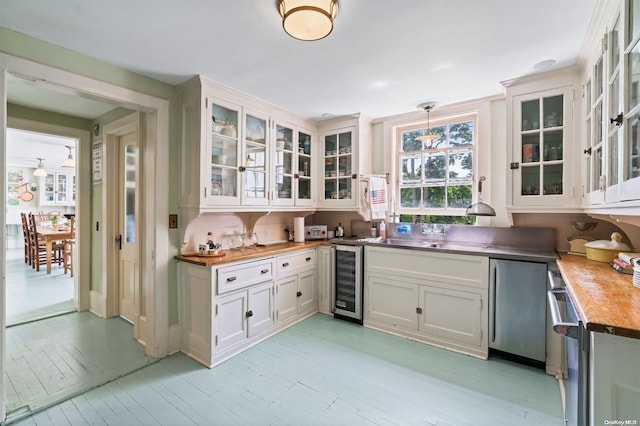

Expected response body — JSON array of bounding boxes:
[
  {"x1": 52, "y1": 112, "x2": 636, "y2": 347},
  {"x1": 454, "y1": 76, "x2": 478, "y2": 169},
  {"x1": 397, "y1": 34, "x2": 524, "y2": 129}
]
[{"x1": 304, "y1": 225, "x2": 328, "y2": 240}]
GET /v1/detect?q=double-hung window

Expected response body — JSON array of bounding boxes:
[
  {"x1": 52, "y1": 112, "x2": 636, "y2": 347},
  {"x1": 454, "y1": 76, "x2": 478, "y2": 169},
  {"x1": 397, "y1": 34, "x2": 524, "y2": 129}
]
[{"x1": 397, "y1": 113, "x2": 476, "y2": 217}]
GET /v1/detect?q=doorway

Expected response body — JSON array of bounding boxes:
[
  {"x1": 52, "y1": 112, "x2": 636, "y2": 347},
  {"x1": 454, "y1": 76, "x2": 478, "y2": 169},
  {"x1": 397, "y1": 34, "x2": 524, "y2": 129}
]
[{"x1": 5, "y1": 121, "x2": 87, "y2": 326}]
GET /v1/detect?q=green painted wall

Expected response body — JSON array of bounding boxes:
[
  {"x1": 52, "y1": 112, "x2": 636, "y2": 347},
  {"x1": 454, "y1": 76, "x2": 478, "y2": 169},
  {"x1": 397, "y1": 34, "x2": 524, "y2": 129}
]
[
  {"x1": 2, "y1": 28, "x2": 182, "y2": 326},
  {"x1": 7, "y1": 103, "x2": 91, "y2": 130}
]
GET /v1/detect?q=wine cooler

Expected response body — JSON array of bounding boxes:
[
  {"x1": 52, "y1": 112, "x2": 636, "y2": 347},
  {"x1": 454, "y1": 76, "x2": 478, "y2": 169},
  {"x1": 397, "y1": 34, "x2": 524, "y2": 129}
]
[{"x1": 330, "y1": 244, "x2": 363, "y2": 324}]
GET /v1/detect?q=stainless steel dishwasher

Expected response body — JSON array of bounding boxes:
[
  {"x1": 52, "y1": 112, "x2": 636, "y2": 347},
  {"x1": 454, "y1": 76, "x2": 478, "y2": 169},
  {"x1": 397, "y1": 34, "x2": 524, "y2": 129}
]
[{"x1": 489, "y1": 258, "x2": 548, "y2": 364}]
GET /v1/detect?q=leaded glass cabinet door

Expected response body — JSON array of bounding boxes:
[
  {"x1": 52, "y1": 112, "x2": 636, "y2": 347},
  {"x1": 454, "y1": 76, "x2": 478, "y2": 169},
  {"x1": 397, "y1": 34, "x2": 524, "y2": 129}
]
[
  {"x1": 322, "y1": 127, "x2": 356, "y2": 207},
  {"x1": 207, "y1": 99, "x2": 240, "y2": 206},
  {"x1": 513, "y1": 86, "x2": 573, "y2": 206},
  {"x1": 242, "y1": 111, "x2": 268, "y2": 206}
]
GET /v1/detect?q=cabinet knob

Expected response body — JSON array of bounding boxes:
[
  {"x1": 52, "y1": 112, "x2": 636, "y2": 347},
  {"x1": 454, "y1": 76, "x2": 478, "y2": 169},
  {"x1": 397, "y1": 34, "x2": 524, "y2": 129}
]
[
  {"x1": 296, "y1": 291, "x2": 302, "y2": 297},
  {"x1": 609, "y1": 113, "x2": 623, "y2": 127},
  {"x1": 294, "y1": 173, "x2": 299, "y2": 179},
  {"x1": 351, "y1": 173, "x2": 357, "y2": 179},
  {"x1": 246, "y1": 310, "x2": 253, "y2": 318},
  {"x1": 238, "y1": 166, "x2": 246, "y2": 172},
  {"x1": 583, "y1": 147, "x2": 592, "y2": 155},
  {"x1": 416, "y1": 307, "x2": 423, "y2": 314}
]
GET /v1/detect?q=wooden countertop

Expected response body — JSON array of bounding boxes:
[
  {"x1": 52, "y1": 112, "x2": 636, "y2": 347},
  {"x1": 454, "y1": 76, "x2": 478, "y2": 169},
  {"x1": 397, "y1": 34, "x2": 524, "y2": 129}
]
[
  {"x1": 556, "y1": 253, "x2": 640, "y2": 339},
  {"x1": 174, "y1": 240, "x2": 330, "y2": 267}
]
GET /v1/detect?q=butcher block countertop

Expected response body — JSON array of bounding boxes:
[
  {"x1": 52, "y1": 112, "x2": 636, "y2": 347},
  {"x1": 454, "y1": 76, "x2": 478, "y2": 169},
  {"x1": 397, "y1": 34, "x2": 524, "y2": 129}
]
[
  {"x1": 556, "y1": 253, "x2": 640, "y2": 339},
  {"x1": 174, "y1": 240, "x2": 330, "y2": 267}
]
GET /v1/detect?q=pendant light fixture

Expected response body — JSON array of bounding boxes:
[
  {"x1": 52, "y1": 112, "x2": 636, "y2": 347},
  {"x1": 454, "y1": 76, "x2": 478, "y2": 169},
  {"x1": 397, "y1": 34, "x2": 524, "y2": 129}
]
[
  {"x1": 416, "y1": 102, "x2": 439, "y2": 147},
  {"x1": 465, "y1": 176, "x2": 496, "y2": 216},
  {"x1": 62, "y1": 145, "x2": 75, "y2": 168},
  {"x1": 33, "y1": 158, "x2": 47, "y2": 177},
  {"x1": 277, "y1": 0, "x2": 339, "y2": 41}
]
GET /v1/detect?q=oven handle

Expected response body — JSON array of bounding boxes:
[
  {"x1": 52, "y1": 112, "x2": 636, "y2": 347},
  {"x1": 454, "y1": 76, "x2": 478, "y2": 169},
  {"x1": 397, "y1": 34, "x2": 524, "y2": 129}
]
[
  {"x1": 547, "y1": 269, "x2": 564, "y2": 290},
  {"x1": 547, "y1": 288, "x2": 579, "y2": 340}
]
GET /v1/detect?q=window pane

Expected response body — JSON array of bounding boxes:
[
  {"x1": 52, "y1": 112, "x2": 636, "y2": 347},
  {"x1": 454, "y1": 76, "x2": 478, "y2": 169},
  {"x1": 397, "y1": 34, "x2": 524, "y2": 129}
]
[
  {"x1": 628, "y1": 41, "x2": 640, "y2": 110},
  {"x1": 401, "y1": 154, "x2": 421, "y2": 181},
  {"x1": 402, "y1": 130, "x2": 422, "y2": 152},
  {"x1": 449, "y1": 121, "x2": 474, "y2": 146},
  {"x1": 428, "y1": 126, "x2": 447, "y2": 148},
  {"x1": 424, "y1": 152, "x2": 446, "y2": 180},
  {"x1": 447, "y1": 185, "x2": 472, "y2": 208},
  {"x1": 448, "y1": 149, "x2": 473, "y2": 180},
  {"x1": 627, "y1": 112, "x2": 640, "y2": 180},
  {"x1": 610, "y1": 16, "x2": 620, "y2": 76},
  {"x1": 423, "y1": 185, "x2": 445, "y2": 208},
  {"x1": 630, "y1": 0, "x2": 640, "y2": 44},
  {"x1": 400, "y1": 186, "x2": 421, "y2": 208}
]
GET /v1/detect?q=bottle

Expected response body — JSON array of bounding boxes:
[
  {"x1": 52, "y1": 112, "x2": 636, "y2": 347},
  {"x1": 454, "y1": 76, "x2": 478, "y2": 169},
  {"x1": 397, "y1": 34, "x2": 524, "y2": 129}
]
[
  {"x1": 370, "y1": 223, "x2": 377, "y2": 237},
  {"x1": 379, "y1": 221, "x2": 386, "y2": 240},
  {"x1": 206, "y1": 231, "x2": 214, "y2": 249},
  {"x1": 335, "y1": 223, "x2": 344, "y2": 238}
]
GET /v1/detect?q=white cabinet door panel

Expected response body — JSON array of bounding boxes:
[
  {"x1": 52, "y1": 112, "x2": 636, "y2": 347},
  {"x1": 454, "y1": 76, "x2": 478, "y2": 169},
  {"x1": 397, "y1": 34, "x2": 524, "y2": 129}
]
[
  {"x1": 276, "y1": 276, "x2": 297, "y2": 323},
  {"x1": 419, "y1": 286, "x2": 482, "y2": 346},
  {"x1": 216, "y1": 291, "x2": 247, "y2": 351},
  {"x1": 248, "y1": 282, "x2": 274, "y2": 337},
  {"x1": 366, "y1": 275, "x2": 418, "y2": 331},
  {"x1": 297, "y1": 269, "x2": 316, "y2": 314}
]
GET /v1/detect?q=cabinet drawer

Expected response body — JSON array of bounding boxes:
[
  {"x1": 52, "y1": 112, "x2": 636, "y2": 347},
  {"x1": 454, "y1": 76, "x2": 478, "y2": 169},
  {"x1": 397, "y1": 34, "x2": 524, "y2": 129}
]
[
  {"x1": 277, "y1": 249, "x2": 316, "y2": 275},
  {"x1": 218, "y1": 258, "x2": 274, "y2": 294}
]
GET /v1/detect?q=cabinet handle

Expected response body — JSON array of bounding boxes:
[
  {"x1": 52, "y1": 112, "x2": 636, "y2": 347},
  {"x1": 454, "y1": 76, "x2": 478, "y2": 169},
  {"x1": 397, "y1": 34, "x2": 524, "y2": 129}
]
[
  {"x1": 246, "y1": 310, "x2": 253, "y2": 318},
  {"x1": 226, "y1": 276, "x2": 237, "y2": 282},
  {"x1": 261, "y1": 269, "x2": 269, "y2": 274},
  {"x1": 583, "y1": 147, "x2": 592, "y2": 155},
  {"x1": 238, "y1": 166, "x2": 246, "y2": 172},
  {"x1": 282, "y1": 262, "x2": 289, "y2": 267},
  {"x1": 296, "y1": 291, "x2": 302, "y2": 297},
  {"x1": 351, "y1": 173, "x2": 357, "y2": 179},
  {"x1": 294, "y1": 173, "x2": 299, "y2": 179},
  {"x1": 610, "y1": 113, "x2": 623, "y2": 127},
  {"x1": 305, "y1": 257, "x2": 311, "y2": 261},
  {"x1": 416, "y1": 307, "x2": 422, "y2": 314}
]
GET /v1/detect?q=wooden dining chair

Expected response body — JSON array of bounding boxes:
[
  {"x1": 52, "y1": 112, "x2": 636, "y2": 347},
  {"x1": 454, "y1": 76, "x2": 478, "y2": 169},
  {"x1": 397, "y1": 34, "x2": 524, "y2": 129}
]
[
  {"x1": 20, "y1": 212, "x2": 32, "y2": 265},
  {"x1": 63, "y1": 217, "x2": 75, "y2": 277},
  {"x1": 28, "y1": 212, "x2": 64, "y2": 271}
]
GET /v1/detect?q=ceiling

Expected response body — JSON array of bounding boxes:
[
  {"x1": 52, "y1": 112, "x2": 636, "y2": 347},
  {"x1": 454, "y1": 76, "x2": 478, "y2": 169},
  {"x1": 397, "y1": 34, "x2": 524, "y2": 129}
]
[
  {"x1": 7, "y1": 128, "x2": 76, "y2": 171},
  {"x1": 1, "y1": 0, "x2": 596, "y2": 121}
]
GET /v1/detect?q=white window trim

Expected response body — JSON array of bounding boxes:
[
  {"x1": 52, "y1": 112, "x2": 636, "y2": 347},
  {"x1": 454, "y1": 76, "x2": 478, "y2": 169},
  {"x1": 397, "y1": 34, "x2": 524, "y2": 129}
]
[{"x1": 395, "y1": 112, "x2": 478, "y2": 217}]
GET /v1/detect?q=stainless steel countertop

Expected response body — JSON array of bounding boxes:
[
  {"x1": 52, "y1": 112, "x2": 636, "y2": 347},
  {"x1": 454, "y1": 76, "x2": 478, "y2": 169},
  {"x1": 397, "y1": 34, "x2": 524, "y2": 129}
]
[{"x1": 330, "y1": 237, "x2": 558, "y2": 262}]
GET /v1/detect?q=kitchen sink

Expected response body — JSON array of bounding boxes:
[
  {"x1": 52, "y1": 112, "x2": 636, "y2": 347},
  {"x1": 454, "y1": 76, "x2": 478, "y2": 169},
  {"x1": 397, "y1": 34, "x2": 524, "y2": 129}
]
[{"x1": 369, "y1": 238, "x2": 490, "y2": 253}]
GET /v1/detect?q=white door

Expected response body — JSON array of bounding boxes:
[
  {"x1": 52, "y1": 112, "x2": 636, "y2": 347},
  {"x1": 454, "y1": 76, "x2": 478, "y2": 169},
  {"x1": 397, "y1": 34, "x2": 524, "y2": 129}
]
[{"x1": 118, "y1": 131, "x2": 140, "y2": 323}]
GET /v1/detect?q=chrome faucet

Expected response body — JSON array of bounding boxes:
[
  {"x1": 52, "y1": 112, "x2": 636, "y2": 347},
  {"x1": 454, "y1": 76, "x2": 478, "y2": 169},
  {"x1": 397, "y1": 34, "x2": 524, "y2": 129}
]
[{"x1": 421, "y1": 223, "x2": 447, "y2": 236}]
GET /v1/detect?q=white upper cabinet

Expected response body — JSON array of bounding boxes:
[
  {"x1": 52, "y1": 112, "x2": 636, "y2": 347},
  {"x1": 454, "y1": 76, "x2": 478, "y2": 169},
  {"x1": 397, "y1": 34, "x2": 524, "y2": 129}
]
[
  {"x1": 582, "y1": 0, "x2": 640, "y2": 213},
  {"x1": 179, "y1": 76, "x2": 316, "y2": 219},
  {"x1": 40, "y1": 171, "x2": 75, "y2": 206},
  {"x1": 504, "y1": 70, "x2": 582, "y2": 211},
  {"x1": 316, "y1": 114, "x2": 372, "y2": 210}
]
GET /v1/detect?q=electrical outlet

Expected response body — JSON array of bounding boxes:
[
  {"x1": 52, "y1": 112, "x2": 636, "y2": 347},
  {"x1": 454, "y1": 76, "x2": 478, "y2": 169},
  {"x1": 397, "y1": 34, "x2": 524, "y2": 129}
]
[{"x1": 265, "y1": 228, "x2": 271, "y2": 239}]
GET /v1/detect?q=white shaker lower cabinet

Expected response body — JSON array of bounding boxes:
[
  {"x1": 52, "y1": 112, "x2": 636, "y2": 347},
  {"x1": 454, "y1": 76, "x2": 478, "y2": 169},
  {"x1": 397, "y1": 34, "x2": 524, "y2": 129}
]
[
  {"x1": 275, "y1": 249, "x2": 317, "y2": 324},
  {"x1": 216, "y1": 281, "x2": 274, "y2": 352},
  {"x1": 178, "y1": 249, "x2": 318, "y2": 368},
  {"x1": 589, "y1": 332, "x2": 640, "y2": 426},
  {"x1": 364, "y1": 246, "x2": 488, "y2": 359}
]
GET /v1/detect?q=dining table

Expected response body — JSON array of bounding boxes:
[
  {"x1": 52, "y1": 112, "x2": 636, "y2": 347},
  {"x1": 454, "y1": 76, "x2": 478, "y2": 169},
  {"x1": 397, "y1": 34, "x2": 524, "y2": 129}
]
[{"x1": 36, "y1": 226, "x2": 73, "y2": 274}]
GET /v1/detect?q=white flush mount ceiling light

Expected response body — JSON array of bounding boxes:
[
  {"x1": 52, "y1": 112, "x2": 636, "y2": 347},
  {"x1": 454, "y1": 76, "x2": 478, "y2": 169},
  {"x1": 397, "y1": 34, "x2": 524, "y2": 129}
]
[
  {"x1": 416, "y1": 102, "x2": 439, "y2": 146},
  {"x1": 277, "y1": 0, "x2": 339, "y2": 41},
  {"x1": 33, "y1": 158, "x2": 47, "y2": 177},
  {"x1": 62, "y1": 145, "x2": 75, "y2": 168}
]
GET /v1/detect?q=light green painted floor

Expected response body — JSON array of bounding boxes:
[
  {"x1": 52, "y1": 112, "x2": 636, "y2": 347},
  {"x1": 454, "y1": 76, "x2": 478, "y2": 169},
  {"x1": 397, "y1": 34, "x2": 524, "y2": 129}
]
[
  {"x1": 5, "y1": 312, "x2": 156, "y2": 422},
  {"x1": 11, "y1": 314, "x2": 563, "y2": 425}
]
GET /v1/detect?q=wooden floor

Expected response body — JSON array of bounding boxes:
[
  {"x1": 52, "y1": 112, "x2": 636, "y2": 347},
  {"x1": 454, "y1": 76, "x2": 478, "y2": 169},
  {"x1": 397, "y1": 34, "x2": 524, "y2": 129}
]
[
  {"x1": 10, "y1": 314, "x2": 563, "y2": 425},
  {"x1": 5, "y1": 248, "x2": 74, "y2": 326},
  {"x1": 5, "y1": 312, "x2": 156, "y2": 422}
]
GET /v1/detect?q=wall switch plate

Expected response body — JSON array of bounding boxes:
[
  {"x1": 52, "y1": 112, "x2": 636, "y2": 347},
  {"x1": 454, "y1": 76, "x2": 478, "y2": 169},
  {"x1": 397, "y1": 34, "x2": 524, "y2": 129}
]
[
  {"x1": 169, "y1": 214, "x2": 178, "y2": 229},
  {"x1": 265, "y1": 228, "x2": 271, "y2": 239}
]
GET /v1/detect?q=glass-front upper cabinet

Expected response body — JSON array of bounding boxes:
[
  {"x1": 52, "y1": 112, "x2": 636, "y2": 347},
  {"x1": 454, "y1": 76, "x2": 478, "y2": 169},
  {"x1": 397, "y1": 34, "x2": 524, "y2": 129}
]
[
  {"x1": 242, "y1": 112, "x2": 268, "y2": 206},
  {"x1": 623, "y1": 2, "x2": 640, "y2": 200},
  {"x1": 271, "y1": 123, "x2": 314, "y2": 206},
  {"x1": 208, "y1": 99, "x2": 240, "y2": 205},
  {"x1": 513, "y1": 86, "x2": 573, "y2": 206},
  {"x1": 322, "y1": 127, "x2": 356, "y2": 206},
  {"x1": 40, "y1": 171, "x2": 75, "y2": 206}
]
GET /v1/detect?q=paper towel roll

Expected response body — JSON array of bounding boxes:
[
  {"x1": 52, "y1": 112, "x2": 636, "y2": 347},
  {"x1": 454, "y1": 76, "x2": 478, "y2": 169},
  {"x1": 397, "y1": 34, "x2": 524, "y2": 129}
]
[{"x1": 294, "y1": 217, "x2": 305, "y2": 242}]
